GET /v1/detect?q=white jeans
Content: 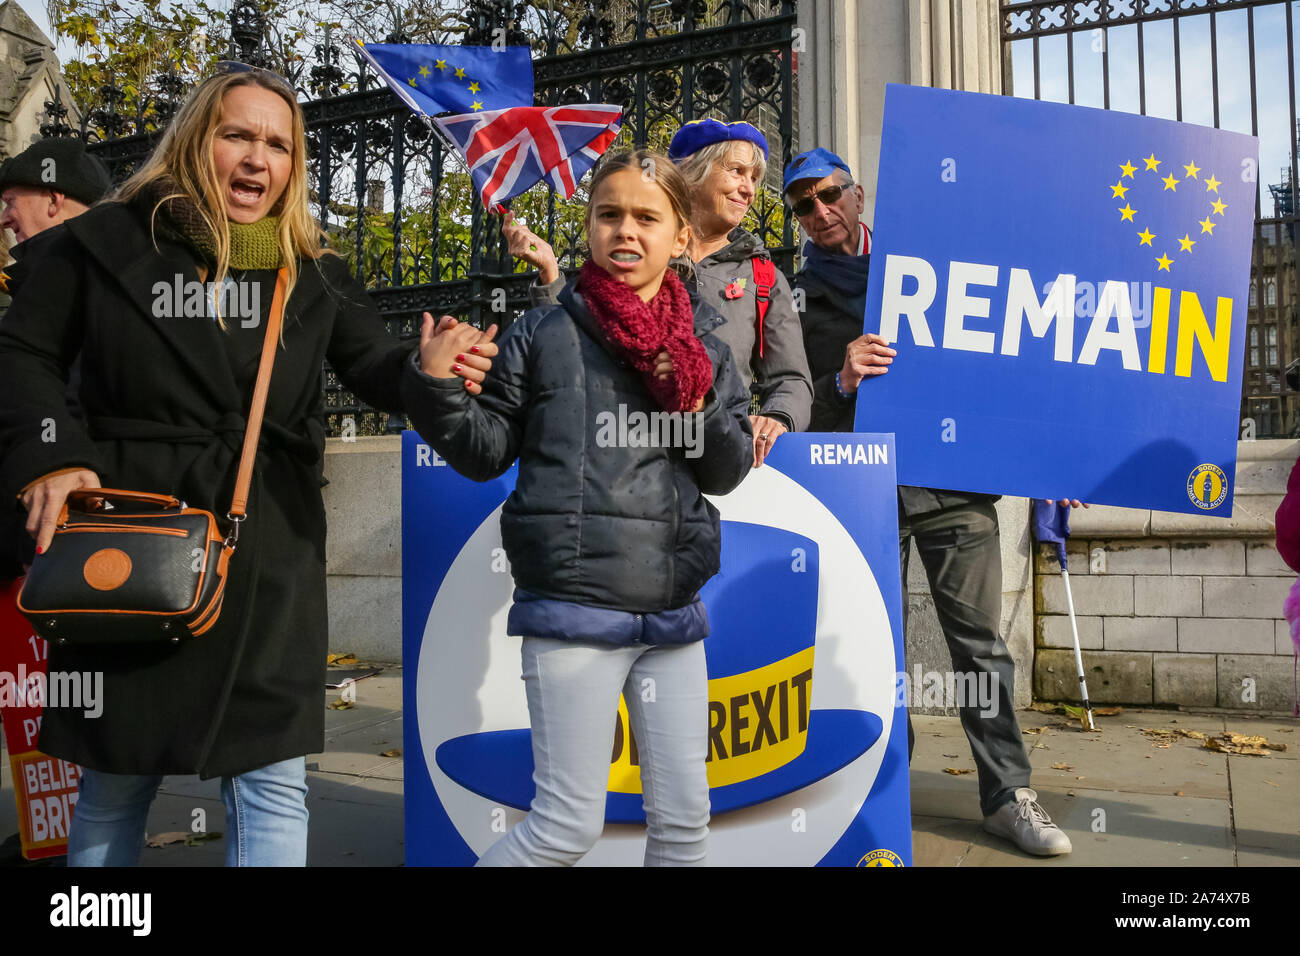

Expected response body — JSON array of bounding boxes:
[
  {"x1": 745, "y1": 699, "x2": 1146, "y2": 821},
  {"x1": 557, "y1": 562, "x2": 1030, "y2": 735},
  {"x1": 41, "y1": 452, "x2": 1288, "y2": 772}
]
[{"x1": 477, "y1": 637, "x2": 710, "y2": 867}]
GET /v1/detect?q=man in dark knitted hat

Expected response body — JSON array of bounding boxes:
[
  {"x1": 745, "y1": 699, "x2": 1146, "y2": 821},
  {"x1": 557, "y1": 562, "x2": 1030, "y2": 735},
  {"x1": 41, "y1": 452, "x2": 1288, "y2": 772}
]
[{"x1": 0, "y1": 138, "x2": 111, "y2": 245}]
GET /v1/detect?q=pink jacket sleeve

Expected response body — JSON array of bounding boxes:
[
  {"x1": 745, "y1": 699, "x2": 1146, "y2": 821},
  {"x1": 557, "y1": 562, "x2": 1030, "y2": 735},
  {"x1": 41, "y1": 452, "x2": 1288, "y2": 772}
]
[{"x1": 1275, "y1": 455, "x2": 1300, "y2": 573}]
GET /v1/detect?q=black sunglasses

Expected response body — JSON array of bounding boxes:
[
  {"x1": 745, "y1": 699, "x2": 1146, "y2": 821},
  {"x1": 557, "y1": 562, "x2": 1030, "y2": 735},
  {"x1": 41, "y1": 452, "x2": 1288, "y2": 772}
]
[{"x1": 788, "y1": 181, "x2": 854, "y2": 217}]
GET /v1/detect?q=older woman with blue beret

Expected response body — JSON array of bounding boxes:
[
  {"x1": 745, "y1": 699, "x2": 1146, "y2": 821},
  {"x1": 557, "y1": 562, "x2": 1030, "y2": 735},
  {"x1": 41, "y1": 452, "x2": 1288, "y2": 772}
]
[{"x1": 505, "y1": 119, "x2": 812, "y2": 467}]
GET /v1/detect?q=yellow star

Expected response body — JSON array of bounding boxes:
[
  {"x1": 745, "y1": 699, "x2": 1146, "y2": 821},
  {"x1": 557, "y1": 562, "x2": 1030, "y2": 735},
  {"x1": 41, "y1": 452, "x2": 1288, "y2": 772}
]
[
  {"x1": 1162, "y1": 173, "x2": 1179, "y2": 191},
  {"x1": 1156, "y1": 253, "x2": 1173, "y2": 272},
  {"x1": 408, "y1": 76, "x2": 417, "y2": 87},
  {"x1": 471, "y1": 99, "x2": 483, "y2": 111},
  {"x1": 468, "y1": 81, "x2": 481, "y2": 94},
  {"x1": 1118, "y1": 203, "x2": 1136, "y2": 222},
  {"x1": 434, "y1": 58, "x2": 447, "y2": 71},
  {"x1": 419, "y1": 65, "x2": 430, "y2": 77},
  {"x1": 1137, "y1": 227, "x2": 1155, "y2": 246},
  {"x1": 454, "y1": 66, "x2": 466, "y2": 79},
  {"x1": 1183, "y1": 160, "x2": 1200, "y2": 179},
  {"x1": 1143, "y1": 153, "x2": 1161, "y2": 172},
  {"x1": 1110, "y1": 180, "x2": 1129, "y2": 199},
  {"x1": 1178, "y1": 234, "x2": 1196, "y2": 252},
  {"x1": 1211, "y1": 197, "x2": 1227, "y2": 215},
  {"x1": 1119, "y1": 160, "x2": 1137, "y2": 179},
  {"x1": 1204, "y1": 174, "x2": 1221, "y2": 193},
  {"x1": 1199, "y1": 216, "x2": 1217, "y2": 235}
]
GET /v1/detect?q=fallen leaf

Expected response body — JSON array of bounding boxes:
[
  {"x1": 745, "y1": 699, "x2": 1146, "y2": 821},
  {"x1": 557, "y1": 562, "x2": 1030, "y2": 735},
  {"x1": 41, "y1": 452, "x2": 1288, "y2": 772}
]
[
  {"x1": 1022, "y1": 727, "x2": 1049, "y2": 735},
  {"x1": 1174, "y1": 791, "x2": 1183, "y2": 796},
  {"x1": 942, "y1": 753, "x2": 959, "y2": 758},
  {"x1": 146, "y1": 832, "x2": 188, "y2": 848},
  {"x1": 943, "y1": 767, "x2": 974, "y2": 775},
  {"x1": 1033, "y1": 742, "x2": 1049, "y2": 750},
  {"x1": 1263, "y1": 780, "x2": 1280, "y2": 788},
  {"x1": 326, "y1": 652, "x2": 358, "y2": 665},
  {"x1": 1204, "y1": 736, "x2": 1269, "y2": 756},
  {"x1": 1067, "y1": 790, "x2": 1076, "y2": 796},
  {"x1": 327, "y1": 699, "x2": 353, "y2": 710},
  {"x1": 146, "y1": 830, "x2": 223, "y2": 848},
  {"x1": 1076, "y1": 775, "x2": 1086, "y2": 780},
  {"x1": 379, "y1": 749, "x2": 402, "y2": 758},
  {"x1": 1051, "y1": 761, "x2": 1074, "y2": 771},
  {"x1": 1222, "y1": 732, "x2": 1287, "y2": 752},
  {"x1": 1094, "y1": 706, "x2": 1123, "y2": 716},
  {"x1": 1156, "y1": 743, "x2": 1172, "y2": 749}
]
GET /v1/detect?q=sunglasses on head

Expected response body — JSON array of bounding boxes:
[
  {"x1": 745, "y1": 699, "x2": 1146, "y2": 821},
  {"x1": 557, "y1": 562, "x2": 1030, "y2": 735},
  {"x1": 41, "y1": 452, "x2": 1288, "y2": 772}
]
[{"x1": 788, "y1": 181, "x2": 854, "y2": 217}]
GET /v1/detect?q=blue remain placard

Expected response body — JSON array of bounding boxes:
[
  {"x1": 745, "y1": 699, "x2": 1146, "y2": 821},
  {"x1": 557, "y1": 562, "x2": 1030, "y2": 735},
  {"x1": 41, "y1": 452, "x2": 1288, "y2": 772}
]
[
  {"x1": 402, "y1": 431, "x2": 910, "y2": 866},
  {"x1": 856, "y1": 84, "x2": 1258, "y2": 516}
]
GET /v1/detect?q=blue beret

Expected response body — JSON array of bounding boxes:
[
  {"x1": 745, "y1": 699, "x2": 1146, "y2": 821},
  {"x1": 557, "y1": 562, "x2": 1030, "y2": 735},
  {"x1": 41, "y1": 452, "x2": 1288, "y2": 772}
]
[
  {"x1": 668, "y1": 119, "x2": 768, "y2": 161},
  {"x1": 782, "y1": 148, "x2": 854, "y2": 194}
]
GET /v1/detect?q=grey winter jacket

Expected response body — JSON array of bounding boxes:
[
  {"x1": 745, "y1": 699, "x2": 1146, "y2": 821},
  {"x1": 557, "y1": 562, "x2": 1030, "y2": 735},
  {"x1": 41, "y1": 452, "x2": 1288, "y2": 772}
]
[
  {"x1": 530, "y1": 230, "x2": 813, "y2": 432},
  {"x1": 402, "y1": 282, "x2": 754, "y2": 614}
]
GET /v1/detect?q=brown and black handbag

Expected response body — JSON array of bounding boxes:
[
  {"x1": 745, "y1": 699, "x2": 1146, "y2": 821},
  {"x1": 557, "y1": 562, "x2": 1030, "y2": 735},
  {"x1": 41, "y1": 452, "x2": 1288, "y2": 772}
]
[{"x1": 17, "y1": 267, "x2": 288, "y2": 646}]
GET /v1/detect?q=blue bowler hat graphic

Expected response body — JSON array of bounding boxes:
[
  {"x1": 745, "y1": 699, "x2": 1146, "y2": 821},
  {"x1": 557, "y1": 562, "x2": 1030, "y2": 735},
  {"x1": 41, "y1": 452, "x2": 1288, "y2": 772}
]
[{"x1": 435, "y1": 521, "x2": 882, "y2": 823}]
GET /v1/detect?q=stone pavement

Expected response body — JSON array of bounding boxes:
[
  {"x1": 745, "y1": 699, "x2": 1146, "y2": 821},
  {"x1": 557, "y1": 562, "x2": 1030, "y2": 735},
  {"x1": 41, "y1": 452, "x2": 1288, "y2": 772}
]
[{"x1": 2, "y1": 669, "x2": 1296, "y2": 866}]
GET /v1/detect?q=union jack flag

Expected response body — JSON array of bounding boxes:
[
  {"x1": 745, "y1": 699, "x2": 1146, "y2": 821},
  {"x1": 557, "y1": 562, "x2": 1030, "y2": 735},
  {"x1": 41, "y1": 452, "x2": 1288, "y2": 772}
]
[{"x1": 433, "y1": 104, "x2": 624, "y2": 211}]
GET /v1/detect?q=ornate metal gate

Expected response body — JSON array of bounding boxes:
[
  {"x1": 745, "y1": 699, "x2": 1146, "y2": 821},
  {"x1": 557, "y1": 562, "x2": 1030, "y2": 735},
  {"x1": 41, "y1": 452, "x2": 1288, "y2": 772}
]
[{"x1": 63, "y1": 0, "x2": 798, "y2": 436}]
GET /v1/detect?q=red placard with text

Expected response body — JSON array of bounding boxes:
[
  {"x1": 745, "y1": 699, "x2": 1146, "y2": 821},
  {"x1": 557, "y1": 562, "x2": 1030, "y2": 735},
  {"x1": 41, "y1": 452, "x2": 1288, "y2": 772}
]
[{"x1": 0, "y1": 577, "x2": 79, "y2": 859}]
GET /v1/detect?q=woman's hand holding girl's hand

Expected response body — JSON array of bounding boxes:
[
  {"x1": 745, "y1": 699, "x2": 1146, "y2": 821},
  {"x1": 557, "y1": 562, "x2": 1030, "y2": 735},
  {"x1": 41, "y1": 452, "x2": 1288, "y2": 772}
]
[
  {"x1": 419, "y1": 313, "x2": 499, "y2": 395},
  {"x1": 22, "y1": 468, "x2": 101, "y2": 555},
  {"x1": 502, "y1": 211, "x2": 560, "y2": 285}
]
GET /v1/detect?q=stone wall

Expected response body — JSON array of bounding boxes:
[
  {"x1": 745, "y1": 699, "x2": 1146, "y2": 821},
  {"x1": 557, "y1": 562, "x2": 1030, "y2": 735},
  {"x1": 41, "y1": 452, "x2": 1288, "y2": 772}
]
[
  {"x1": 322, "y1": 436, "x2": 403, "y2": 663},
  {"x1": 1033, "y1": 439, "x2": 1297, "y2": 715}
]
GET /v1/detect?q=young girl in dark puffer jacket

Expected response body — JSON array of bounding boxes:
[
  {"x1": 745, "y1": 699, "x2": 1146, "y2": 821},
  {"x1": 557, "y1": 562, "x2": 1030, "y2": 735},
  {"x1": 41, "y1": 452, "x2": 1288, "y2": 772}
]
[{"x1": 406, "y1": 150, "x2": 753, "y2": 866}]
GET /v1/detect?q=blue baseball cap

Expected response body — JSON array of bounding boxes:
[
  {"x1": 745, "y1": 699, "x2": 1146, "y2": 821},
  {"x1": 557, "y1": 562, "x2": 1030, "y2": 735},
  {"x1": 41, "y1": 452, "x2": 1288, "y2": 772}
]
[
  {"x1": 668, "y1": 118, "x2": 769, "y2": 161},
  {"x1": 783, "y1": 148, "x2": 854, "y2": 194}
]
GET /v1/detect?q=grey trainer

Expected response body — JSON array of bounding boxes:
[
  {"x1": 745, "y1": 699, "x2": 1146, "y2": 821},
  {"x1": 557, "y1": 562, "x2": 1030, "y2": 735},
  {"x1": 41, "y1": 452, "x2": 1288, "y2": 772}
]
[{"x1": 982, "y1": 787, "x2": 1073, "y2": 856}]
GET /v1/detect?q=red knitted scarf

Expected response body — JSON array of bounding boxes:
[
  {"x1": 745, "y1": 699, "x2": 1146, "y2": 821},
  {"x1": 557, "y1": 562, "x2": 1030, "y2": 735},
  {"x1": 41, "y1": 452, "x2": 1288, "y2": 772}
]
[{"x1": 577, "y1": 261, "x2": 713, "y2": 413}]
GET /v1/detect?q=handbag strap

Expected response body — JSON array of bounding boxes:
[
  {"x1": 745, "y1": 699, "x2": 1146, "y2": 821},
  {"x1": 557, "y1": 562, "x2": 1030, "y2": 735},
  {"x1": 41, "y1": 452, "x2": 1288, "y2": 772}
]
[{"x1": 227, "y1": 267, "x2": 289, "y2": 529}]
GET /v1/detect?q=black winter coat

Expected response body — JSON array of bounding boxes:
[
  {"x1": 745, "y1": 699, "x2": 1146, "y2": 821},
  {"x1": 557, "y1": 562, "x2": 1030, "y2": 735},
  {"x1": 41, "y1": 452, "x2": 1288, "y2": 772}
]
[
  {"x1": 0, "y1": 201, "x2": 434, "y2": 778},
  {"x1": 402, "y1": 283, "x2": 754, "y2": 613}
]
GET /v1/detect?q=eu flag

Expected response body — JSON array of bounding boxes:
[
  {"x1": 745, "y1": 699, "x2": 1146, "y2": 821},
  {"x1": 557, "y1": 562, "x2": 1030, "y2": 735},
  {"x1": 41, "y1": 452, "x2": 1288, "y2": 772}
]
[{"x1": 355, "y1": 41, "x2": 533, "y2": 115}]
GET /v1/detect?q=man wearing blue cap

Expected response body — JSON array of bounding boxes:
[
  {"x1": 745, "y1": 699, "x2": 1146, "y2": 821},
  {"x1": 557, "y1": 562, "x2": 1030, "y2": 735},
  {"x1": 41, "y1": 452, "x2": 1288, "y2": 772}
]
[{"x1": 785, "y1": 147, "x2": 1073, "y2": 857}]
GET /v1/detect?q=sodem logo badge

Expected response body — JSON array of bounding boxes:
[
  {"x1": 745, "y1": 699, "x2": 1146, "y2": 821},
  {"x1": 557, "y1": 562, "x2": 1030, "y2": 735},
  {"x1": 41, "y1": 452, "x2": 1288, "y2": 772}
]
[
  {"x1": 858, "y1": 848, "x2": 904, "y2": 867},
  {"x1": 1186, "y1": 463, "x2": 1227, "y2": 511}
]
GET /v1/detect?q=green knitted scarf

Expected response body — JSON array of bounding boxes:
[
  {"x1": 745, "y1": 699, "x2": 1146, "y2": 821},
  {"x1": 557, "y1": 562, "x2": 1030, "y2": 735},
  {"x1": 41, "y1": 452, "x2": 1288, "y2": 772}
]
[{"x1": 139, "y1": 179, "x2": 284, "y2": 269}]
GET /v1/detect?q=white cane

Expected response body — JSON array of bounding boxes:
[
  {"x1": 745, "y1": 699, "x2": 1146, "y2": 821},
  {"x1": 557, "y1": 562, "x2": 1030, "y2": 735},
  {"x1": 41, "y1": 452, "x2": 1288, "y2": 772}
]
[{"x1": 1060, "y1": 568, "x2": 1096, "y2": 732}]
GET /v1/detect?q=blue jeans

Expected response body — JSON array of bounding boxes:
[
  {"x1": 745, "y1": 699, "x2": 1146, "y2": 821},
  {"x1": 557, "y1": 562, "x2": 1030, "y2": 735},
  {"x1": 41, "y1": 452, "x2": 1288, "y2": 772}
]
[
  {"x1": 67, "y1": 757, "x2": 309, "y2": 866},
  {"x1": 477, "y1": 637, "x2": 710, "y2": 867}
]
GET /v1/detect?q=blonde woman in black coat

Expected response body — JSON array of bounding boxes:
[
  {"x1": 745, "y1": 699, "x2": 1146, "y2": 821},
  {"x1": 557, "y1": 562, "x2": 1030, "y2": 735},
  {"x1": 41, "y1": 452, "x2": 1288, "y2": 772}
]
[{"x1": 0, "y1": 67, "x2": 494, "y2": 866}]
